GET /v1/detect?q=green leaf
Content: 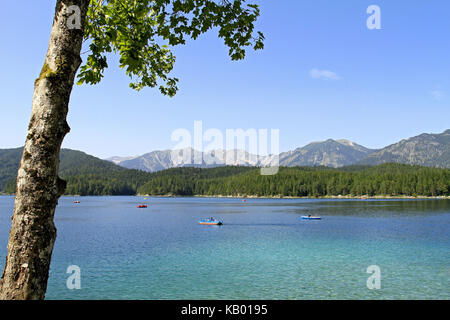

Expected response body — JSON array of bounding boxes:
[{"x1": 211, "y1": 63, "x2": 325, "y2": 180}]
[{"x1": 78, "y1": 0, "x2": 265, "y2": 94}]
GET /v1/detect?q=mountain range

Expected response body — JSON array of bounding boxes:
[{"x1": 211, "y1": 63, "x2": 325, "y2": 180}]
[
  {"x1": 1, "y1": 129, "x2": 449, "y2": 195},
  {"x1": 1, "y1": 129, "x2": 448, "y2": 193},
  {"x1": 279, "y1": 139, "x2": 375, "y2": 167},
  {"x1": 107, "y1": 148, "x2": 274, "y2": 172},
  {"x1": 106, "y1": 129, "x2": 450, "y2": 171},
  {"x1": 359, "y1": 129, "x2": 450, "y2": 167}
]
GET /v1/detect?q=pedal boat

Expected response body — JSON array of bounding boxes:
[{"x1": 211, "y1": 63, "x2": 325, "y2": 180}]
[
  {"x1": 301, "y1": 215, "x2": 321, "y2": 220},
  {"x1": 198, "y1": 218, "x2": 223, "y2": 225}
]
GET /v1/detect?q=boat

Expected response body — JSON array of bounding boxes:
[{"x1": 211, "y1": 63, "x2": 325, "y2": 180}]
[
  {"x1": 301, "y1": 215, "x2": 321, "y2": 220},
  {"x1": 137, "y1": 204, "x2": 148, "y2": 208},
  {"x1": 73, "y1": 201, "x2": 80, "y2": 204},
  {"x1": 198, "y1": 218, "x2": 223, "y2": 225}
]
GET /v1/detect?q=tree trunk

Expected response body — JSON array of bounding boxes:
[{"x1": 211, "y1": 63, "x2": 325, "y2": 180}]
[{"x1": 0, "y1": 0, "x2": 88, "y2": 300}]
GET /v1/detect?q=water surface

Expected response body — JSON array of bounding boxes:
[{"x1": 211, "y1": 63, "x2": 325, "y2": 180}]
[{"x1": 0, "y1": 196, "x2": 448, "y2": 299}]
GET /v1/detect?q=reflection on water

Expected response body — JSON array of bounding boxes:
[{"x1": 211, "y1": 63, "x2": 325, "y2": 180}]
[
  {"x1": 290, "y1": 199, "x2": 450, "y2": 217},
  {"x1": 166, "y1": 197, "x2": 450, "y2": 217}
]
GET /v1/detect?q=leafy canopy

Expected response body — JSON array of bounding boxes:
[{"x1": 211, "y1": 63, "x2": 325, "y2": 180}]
[{"x1": 78, "y1": 0, "x2": 265, "y2": 94}]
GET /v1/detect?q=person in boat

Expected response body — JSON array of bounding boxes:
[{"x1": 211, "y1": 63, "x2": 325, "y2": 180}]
[{"x1": 308, "y1": 214, "x2": 312, "y2": 218}]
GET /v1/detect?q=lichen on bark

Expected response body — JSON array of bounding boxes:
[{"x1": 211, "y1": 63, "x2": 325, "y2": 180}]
[{"x1": 35, "y1": 63, "x2": 57, "y2": 86}]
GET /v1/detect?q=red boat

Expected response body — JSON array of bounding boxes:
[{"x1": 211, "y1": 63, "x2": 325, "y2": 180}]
[
  {"x1": 137, "y1": 204, "x2": 147, "y2": 208},
  {"x1": 73, "y1": 201, "x2": 80, "y2": 204}
]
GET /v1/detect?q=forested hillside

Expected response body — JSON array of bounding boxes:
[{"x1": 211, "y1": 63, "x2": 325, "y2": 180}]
[
  {"x1": 0, "y1": 148, "x2": 153, "y2": 195},
  {"x1": 137, "y1": 164, "x2": 450, "y2": 197},
  {"x1": 0, "y1": 147, "x2": 23, "y2": 191},
  {"x1": 1, "y1": 148, "x2": 449, "y2": 197}
]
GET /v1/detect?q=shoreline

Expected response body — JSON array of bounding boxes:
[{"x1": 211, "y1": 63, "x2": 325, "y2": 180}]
[
  {"x1": 1, "y1": 193, "x2": 449, "y2": 200},
  {"x1": 138, "y1": 194, "x2": 450, "y2": 200}
]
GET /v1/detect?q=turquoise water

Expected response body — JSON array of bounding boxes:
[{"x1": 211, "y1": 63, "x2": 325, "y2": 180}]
[{"x1": 0, "y1": 196, "x2": 449, "y2": 300}]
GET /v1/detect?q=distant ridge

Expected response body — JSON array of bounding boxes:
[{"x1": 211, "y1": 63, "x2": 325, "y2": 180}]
[
  {"x1": 107, "y1": 139, "x2": 378, "y2": 171},
  {"x1": 279, "y1": 139, "x2": 376, "y2": 168},
  {"x1": 106, "y1": 156, "x2": 137, "y2": 165},
  {"x1": 109, "y1": 148, "x2": 271, "y2": 172},
  {"x1": 106, "y1": 130, "x2": 450, "y2": 171},
  {"x1": 358, "y1": 130, "x2": 450, "y2": 168}
]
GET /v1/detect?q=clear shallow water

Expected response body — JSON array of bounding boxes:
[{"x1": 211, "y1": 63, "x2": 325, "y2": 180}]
[{"x1": 0, "y1": 196, "x2": 449, "y2": 300}]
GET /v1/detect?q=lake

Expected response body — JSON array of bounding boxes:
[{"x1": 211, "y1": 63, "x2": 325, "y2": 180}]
[{"x1": 0, "y1": 196, "x2": 449, "y2": 299}]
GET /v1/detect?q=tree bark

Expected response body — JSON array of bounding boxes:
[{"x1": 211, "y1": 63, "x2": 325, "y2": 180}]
[{"x1": 0, "y1": 0, "x2": 88, "y2": 300}]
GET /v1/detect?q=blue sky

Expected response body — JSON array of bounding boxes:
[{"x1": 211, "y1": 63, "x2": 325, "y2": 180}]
[{"x1": 0, "y1": 0, "x2": 449, "y2": 158}]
